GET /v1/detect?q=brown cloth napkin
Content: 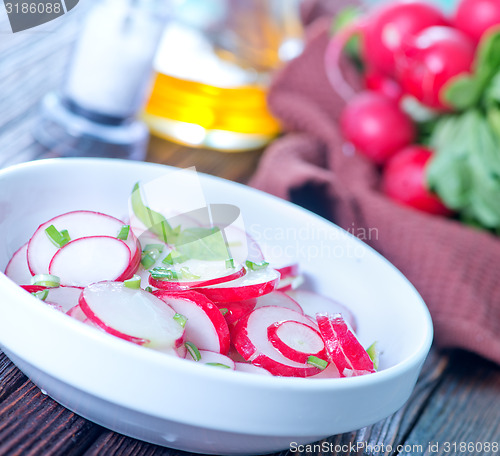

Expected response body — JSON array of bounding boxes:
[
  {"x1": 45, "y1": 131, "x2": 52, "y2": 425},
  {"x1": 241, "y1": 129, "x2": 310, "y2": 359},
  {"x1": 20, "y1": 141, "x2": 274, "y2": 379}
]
[{"x1": 250, "y1": 4, "x2": 500, "y2": 364}]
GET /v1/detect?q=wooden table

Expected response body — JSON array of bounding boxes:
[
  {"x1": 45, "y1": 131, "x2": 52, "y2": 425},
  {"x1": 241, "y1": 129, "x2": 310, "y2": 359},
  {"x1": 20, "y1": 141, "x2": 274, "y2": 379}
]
[{"x1": 0, "y1": 5, "x2": 499, "y2": 456}]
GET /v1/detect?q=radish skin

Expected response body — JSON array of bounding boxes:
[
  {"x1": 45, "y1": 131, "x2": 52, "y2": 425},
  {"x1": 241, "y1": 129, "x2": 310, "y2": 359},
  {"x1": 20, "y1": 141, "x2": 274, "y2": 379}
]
[{"x1": 153, "y1": 290, "x2": 230, "y2": 355}]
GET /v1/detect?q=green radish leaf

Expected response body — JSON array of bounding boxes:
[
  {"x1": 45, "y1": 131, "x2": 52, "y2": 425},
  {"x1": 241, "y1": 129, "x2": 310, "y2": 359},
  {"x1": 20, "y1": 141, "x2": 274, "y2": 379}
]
[
  {"x1": 474, "y1": 27, "x2": 500, "y2": 82},
  {"x1": 487, "y1": 107, "x2": 500, "y2": 140},
  {"x1": 442, "y1": 75, "x2": 482, "y2": 110},
  {"x1": 330, "y1": 6, "x2": 362, "y2": 60},
  {"x1": 131, "y1": 182, "x2": 178, "y2": 244}
]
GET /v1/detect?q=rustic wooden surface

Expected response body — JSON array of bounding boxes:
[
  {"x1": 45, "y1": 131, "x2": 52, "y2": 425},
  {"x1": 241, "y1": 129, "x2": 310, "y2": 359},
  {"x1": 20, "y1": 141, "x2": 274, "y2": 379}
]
[{"x1": 0, "y1": 4, "x2": 499, "y2": 456}]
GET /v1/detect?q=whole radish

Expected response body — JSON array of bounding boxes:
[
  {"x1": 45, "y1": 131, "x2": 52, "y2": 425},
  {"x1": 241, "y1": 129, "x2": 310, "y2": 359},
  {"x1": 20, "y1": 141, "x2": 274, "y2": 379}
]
[
  {"x1": 453, "y1": 0, "x2": 500, "y2": 44},
  {"x1": 362, "y1": 0, "x2": 448, "y2": 76},
  {"x1": 382, "y1": 145, "x2": 451, "y2": 215},
  {"x1": 325, "y1": 0, "x2": 447, "y2": 100},
  {"x1": 397, "y1": 26, "x2": 475, "y2": 110},
  {"x1": 364, "y1": 69, "x2": 403, "y2": 102},
  {"x1": 340, "y1": 91, "x2": 415, "y2": 165}
]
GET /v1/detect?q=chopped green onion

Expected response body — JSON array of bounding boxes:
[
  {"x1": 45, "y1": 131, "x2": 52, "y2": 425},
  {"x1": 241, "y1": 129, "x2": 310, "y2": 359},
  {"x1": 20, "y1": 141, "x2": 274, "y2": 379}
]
[
  {"x1": 173, "y1": 313, "x2": 187, "y2": 328},
  {"x1": 366, "y1": 342, "x2": 379, "y2": 371},
  {"x1": 245, "y1": 260, "x2": 269, "y2": 271},
  {"x1": 185, "y1": 341, "x2": 201, "y2": 361},
  {"x1": 143, "y1": 244, "x2": 164, "y2": 254},
  {"x1": 45, "y1": 225, "x2": 70, "y2": 248},
  {"x1": 117, "y1": 225, "x2": 130, "y2": 240},
  {"x1": 162, "y1": 250, "x2": 186, "y2": 265},
  {"x1": 141, "y1": 253, "x2": 156, "y2": 269},
  {"x1": 219, "y1": 308, "x2": 228, "y2": 316},
  {"x1": 179, "y1": 267, "x2": 200, "y2": 280},
  {"x1": 149, "y1": 267, "x2": 177, "y2": 280},
  {"x1": 206, "y1": 363, "x2": 231, "y2": 369},
  {"x1": 31, "y1": 289, "x2": 49, "y2": 301},
  {"x1": 225, "y1": 258, "x2": 235, "y2": 269},
  {"x1": 144, "y1": 286, "x2": 153, "y2": 293},
  {"x1": 307, "y1": 355, "x2": 328, "y2": 370},
  {"x1": 31, "y1": 274, "x2": 60, "y2": 288},
  {"x1": 124, "y1": 275, "x2": 141, "y2": 289}
]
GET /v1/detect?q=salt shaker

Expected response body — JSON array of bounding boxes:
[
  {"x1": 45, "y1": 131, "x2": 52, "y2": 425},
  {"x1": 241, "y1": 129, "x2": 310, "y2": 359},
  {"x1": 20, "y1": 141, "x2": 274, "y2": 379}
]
[{"x1": 36, "y1": 0, "x2": 168, "y2": 160}]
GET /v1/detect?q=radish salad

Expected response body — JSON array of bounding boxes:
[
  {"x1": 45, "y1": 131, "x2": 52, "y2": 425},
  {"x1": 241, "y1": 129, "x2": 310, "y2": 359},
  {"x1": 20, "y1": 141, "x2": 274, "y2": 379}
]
[{"x1": 4, "y1": 182, "x2": 378, "y2": 378}]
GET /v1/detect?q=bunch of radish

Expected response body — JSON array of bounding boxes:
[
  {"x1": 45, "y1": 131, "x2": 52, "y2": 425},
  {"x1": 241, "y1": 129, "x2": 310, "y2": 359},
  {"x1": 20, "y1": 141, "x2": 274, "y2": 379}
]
[
  {"x1": 4, "y1": 183, "x2": 378, "y2": 379},
  {"x1": 327, "y1": 0, "x2": 500, "y2": 231}
]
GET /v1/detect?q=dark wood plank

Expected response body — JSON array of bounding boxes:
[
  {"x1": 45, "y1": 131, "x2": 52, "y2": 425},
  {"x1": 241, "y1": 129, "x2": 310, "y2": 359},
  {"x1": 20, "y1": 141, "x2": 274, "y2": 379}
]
[
  {"x1": 0, "y1": 352, "x2": 26, "y2": 403},
  {"x1": 399, "y1": 351, "x2": 500, "y2": 456},
  {"x1": 0, "y1": 378, "x2": 102, "y2": 456}
]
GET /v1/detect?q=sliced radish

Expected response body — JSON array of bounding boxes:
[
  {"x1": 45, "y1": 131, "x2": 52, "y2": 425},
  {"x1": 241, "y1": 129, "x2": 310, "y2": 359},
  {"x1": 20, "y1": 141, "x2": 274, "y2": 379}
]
[
  {"x1": 218, "y1": 299, "x2": 257, "y2": 326},
  {"x1": 222, "y1": 225, "x2": 265, "y2": 264},
  {"x1": 316, "y1": 313, "x2": 375, "y2": 378},
  {"x1": 27, "y1": 210, "x2": 140, "y2": 276},
  {"x1": 80, "y1": 281, "x2": 184, "y2": 348},
  {"x1": 255, "y1": 291, "x2": 304, "y2": 314},
  {"x1": 232, "y1": 306, "x2": 322, "y2": 377},
  {"x1": 49, "y1": 236, "x2": 132, "y2": 287},
  {"x1": 194, "y1": 267, "x2": 280, "y2": 303},
  {"x1": 4, "y1": 243, "x2": 32, "y2": 285},
  {"x1": 67, "y1": 304, "x2": 87, "y2": 322},
  {"x1": 149, "y1": 259, "x2": 246, "y2": 291},
  {"x1": 267, "y1": 321, "x2": 327, "y2": 364},
  {"x1": 234, "y1": 362, "x2": 272, "y2": 376},
  {"x1": 276, "y1": 274, "x2": 304, "y2": 292},
  {"x1": 186, "y1": 349, "x2": 235, "y2": 370},
  {"x1": 44, "y1": 301, "x2": 65, "y2": 312},
  {"x1": 309, "y1": 362, "x2": 341, "y2": 379},
  {"x1": 276, "y1": 263, "x2": 299, "y2": 279},
  {"x1": 21, "y1": 285, "x2": 47, "y2": 294},
  {"x1": 44, "y1": 286, "x2": 83, "y2": 313},
  {"x1": 153, "y1": 290, "x2": 230, "y2": 354},
  {"x1": 287, "y1": 290, "x2": 357, "y2": 332}
]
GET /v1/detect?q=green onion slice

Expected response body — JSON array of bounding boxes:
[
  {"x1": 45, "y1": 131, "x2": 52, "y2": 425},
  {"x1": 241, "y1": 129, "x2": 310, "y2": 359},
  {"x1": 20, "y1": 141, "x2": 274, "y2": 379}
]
[
  {"x1": 143, "y1": 244, "x2": 164, "y2": 254},
  {"x1": 366, "y1": 342, "x2": 379, "y2": 371},
  {"x1": 225, "y1": 258, "x2": 235, "y2": 269},
  {"x1": 185, "y1": 341, "x2": 201, "y2": 361},
  {"x1": 45, "y1": 225, "x2": 70, "y2": 248},
  {"x1": 219, "y1": 308, "x2": 228, "y2": 316},
  {"x1": 141, "y1": 253, "x2": 156, "y2": 269},
  {"x1": 31, "y1": 289, "x2": 49, "y2": 301},
  {"x1": 245, "y1": 260, "x2": 269, "y2": 271},
  {"x1": 206, "y1": 363, "x2": 231, "y2": 369},
  {"x1": 144, "y1": 286, "x2": 153, "y2": 293},
  {"x1": 123, "y1": 275, "x2": 141, "y2": 289},
  {"x1": 162, "y1": 250, "x2": 186, "y2": 265},
  {"x1": 117, "y1": 225, "x2": 130, "y2": 240},
  {"x1": 179, "y1": 267, "x2": 200, "y2": 280},
  {"x1": 307, "y1": 355, "x2": 328, "y2": 370},
  {"x1": 31, "y1": 274, "x2": 60, "y2": 288},
  {"x1": 173, "y1": 313, "x2": 187, "y2": 328},
  {"x1": 149, "y1": 267, "x2": 177, "y2": 280}
]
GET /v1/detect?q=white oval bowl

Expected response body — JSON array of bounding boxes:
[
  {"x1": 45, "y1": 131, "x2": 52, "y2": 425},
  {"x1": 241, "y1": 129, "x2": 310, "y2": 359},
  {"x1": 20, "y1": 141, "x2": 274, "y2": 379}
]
[{"x1": 0, "y1": 158, "x2": 433, "y2": 455}]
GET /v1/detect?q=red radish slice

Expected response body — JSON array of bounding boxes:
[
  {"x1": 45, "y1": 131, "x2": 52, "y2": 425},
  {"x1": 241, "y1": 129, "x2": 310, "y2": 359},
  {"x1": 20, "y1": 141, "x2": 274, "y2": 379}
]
[
  {"x1": 27, "y1": 210, "x2": 140, "y2": 276},
  {"x1": 80, "y1": 282, "x2": 184, "y2": 348},
  {"x1": 276, "y1": 263, "x2": 299, "y2": 279},
  {"x1": 287, "y1": 290, "x2": 357, "y2": 332},
  {"x1": 21, "y1": 285, "x2": 47, "y2": 294},
  {"x1": 276, "y1": 274, "x2": 304, "y2": 292},
  {"x1": 149, "y1": 260, "x2": 246, "y2": 291},
  {"x1": 310, "y1": 362, "x2": 341, "y2": 379},
  {"x1": 194, "y1": 267, "x2": 280, "y2": 303},
  {"x1": 67, "y1": 304, "x2": 87, "y2": 322},
  {"x1": 44, "y1": 286, "x2": 83, "y2": 313},
  {"x1": 186, "y1": 349, "x2": 235, "y2": 369},
  {"x1": 49, "y1": 236, "x2": 132, "y2": 287},
  {"x1": 218, "y1": 299, "x2": 257, "y2": 326},
  {"x1": 234, "y1": 362, "x2": 272, "y2": 376},
  {"x1": 267, "y1": 321, "x2": 327, "y2": 364},
  {"x1": 153, "y1": 290, "x2": 230, "y2": 355},
  {"x1": 232, "y1": 306, "x2": 322, "y2": 377},
  {"x1": 316, "y1": 313, "x2": 375, "y2": 378},
  {"x1": 255, "y1": 291, "x2": 304, "y2": 314},
  {"x1": 4, "y1": 243, "x2": 32, "y2": 285}
]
